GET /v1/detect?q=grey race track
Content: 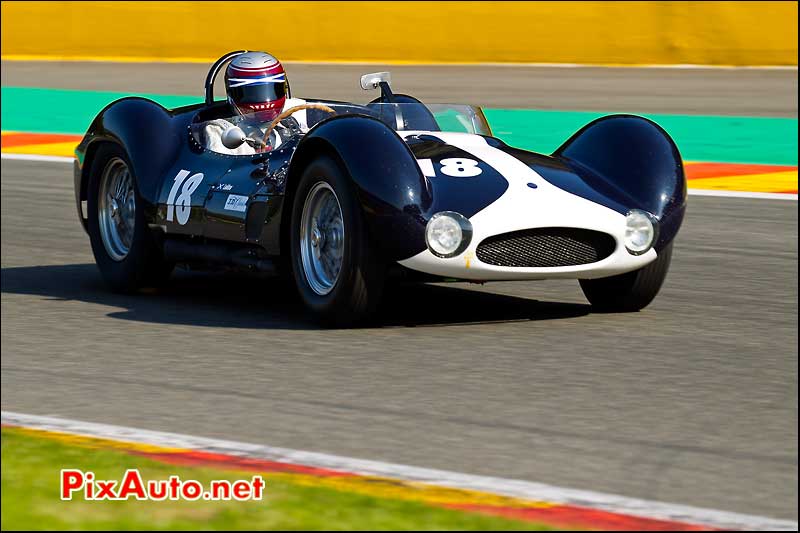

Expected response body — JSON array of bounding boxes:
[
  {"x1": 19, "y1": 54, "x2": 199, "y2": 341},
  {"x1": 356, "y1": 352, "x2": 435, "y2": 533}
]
[
  {"x1": 2, "y1": 60, "x2": 798, "y2": 116},
  {"x1": 1, "y1": 62, "x2": 797, "y2": 520}
]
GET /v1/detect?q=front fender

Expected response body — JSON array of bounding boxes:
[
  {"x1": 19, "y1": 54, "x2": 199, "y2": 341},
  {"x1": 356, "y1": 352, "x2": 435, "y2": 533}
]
[
  {"x1": 553, "y1": 114, "x2": 687, "y2": 251},
  {"x1": 292, "y1": 114, "x2": 431, "y2": 261}
]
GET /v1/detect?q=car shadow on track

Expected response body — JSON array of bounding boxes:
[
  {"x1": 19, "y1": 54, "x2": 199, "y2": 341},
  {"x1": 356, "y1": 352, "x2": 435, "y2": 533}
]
[{"x1": 1, "y1": 264, "x2": 590, "y2": 329}]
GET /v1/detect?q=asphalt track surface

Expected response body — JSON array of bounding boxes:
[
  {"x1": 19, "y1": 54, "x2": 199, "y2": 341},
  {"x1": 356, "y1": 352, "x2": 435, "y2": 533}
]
[
  {"x1": 1, "y1": 63, "x2": 798, "y2": 521},
  {"x1": 2, "y1": 61, "x2": 798, "y2": 116}
]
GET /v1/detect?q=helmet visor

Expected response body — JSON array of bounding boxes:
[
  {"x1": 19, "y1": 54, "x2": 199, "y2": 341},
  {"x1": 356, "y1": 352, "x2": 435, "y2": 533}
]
[{"x1": 228, "y1": 82, "x2": 287, "y2": 104}]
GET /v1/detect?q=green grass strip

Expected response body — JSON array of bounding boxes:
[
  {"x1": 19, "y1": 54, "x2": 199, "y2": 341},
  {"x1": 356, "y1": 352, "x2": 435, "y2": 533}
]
[
  {"x1": 483, "y1": 108, "x2": 798, "y2": 166},
  {"x1": 2, "y1": 87, "x2": 796, "y2": 165},
  {"x1": 1, "y1": 427, "x2": 541, "y2": 530},
  {"x1": 1, "y1": 87, "x2": 200, "y2": 135}
]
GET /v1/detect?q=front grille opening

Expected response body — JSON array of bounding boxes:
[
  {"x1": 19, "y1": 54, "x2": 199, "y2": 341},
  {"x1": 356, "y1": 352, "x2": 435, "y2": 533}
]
[{"x1": 476, "y1": 227, "x2": 616, "y2": 268}]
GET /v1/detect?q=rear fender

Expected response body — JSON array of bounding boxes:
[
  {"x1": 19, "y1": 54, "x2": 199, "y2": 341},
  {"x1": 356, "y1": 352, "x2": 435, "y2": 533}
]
[{"x1": 77, "y1": 98, "x2": 195, "y2": 206}]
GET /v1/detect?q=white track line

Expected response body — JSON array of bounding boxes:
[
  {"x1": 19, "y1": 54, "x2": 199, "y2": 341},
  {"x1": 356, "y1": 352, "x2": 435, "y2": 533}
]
[
  {"x1": 2, "y1": 411, "x2": 796, "y2": 531},
  {"x1": 688, "y1": 189, "x2": 797, "y2": 201},
  {"x1": 1, "y1": 153, "x2": 74, "y2": 164},
  {"x1": 4, "y1": 152, "x2": 795, "y2": 201}
]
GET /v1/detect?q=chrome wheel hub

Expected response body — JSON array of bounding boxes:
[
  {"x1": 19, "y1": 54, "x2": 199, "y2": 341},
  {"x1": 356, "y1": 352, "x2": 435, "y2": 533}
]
[
  {"x1": 98, "y1": 157, "x2": 135, "y2": 261},
  {"x1": 311, "y1": 227, "x2": 323, "y2": 248},
  {"x1": 300, "y1": 182, "x2": 344, "y2": 296}
]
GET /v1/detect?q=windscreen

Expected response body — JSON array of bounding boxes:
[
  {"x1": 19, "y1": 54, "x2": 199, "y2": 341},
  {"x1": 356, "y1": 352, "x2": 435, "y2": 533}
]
[{"x1": 192, "y1": 102, "x2": 492, "y2": 156}]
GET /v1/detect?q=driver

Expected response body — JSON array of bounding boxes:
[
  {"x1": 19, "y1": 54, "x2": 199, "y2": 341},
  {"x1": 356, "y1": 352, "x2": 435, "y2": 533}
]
[{"x1": 203, "y1": 51, "x2": 308, "y2": 155}]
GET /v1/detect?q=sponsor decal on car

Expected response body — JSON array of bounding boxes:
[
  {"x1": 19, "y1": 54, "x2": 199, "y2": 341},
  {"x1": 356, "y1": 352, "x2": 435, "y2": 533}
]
[{"x1": 224, "y1": 194, "x2": 248, "y2": 212}]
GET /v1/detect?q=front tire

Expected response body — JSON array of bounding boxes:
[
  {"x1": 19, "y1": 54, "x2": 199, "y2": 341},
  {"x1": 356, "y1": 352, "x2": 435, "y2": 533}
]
[
  {"x1": 87, "y1": 143, "x2": 172, "y2": 292},
  {"x1": 580, "y1": 243, "x2": 673, "y2": 312},
  {"x1": 290, "y1": 155, "x2": 385, "y2": 326}
]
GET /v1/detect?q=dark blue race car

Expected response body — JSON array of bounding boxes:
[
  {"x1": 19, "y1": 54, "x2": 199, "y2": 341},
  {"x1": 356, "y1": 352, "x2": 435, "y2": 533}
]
[{"x1": 74, "y1": 51, "x2": 686, "y2": 325}]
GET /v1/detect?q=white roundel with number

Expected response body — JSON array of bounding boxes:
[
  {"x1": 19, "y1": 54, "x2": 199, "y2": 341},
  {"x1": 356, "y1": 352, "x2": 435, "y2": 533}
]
[{"x1": 439, "y1": 158, "x2": 482, "y2": 177}]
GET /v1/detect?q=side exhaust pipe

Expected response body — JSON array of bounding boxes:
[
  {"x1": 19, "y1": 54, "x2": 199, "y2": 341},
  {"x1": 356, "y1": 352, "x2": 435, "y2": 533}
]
[{"x1": 163, "y1": 239, "x2": 277, "y2": 274}]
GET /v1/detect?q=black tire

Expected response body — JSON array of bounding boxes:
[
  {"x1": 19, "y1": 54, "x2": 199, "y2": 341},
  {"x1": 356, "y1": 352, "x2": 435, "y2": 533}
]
[
  {"x1": 290, "y1": 155, "x2": 385, "y2": 326},
  {"x1": 579, "y1": 243, "x2": 673, "y2": 312},
  {"x1": 87, "y1": 143, "x2": 173, "y2": 292}
]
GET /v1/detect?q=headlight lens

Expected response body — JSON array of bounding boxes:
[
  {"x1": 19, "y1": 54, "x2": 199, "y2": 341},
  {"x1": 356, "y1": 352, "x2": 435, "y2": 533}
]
[
  {"x1": 624, "y1": 210, "x2": 657, "y2": 255},
  {"x1": 425, "y1": 211, "x2": 473, "y2": 258}
]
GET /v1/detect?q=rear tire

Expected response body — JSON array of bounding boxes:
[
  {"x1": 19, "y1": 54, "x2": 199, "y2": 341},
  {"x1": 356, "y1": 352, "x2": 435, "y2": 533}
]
[
  {"x1": 87, "y1": 143, "x2": 173, "y2": 292},
  {"x1": 290, "y1": 155, "x2": 385, "y2": 326},
  {"x1": 580, "y1": 243, "x2": 673, "y2": 312}
]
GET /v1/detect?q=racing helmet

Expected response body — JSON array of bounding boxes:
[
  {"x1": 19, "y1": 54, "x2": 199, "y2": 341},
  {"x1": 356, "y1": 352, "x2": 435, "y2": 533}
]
[{"x1": 224, "y1": 51, "x2": 290, "y2": 122}]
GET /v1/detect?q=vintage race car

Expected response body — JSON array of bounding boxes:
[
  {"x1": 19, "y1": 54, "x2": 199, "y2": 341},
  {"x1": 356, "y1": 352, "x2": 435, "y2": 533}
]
[{"x1": 74, "y1": 51, "x2": 686, "y2": 325}]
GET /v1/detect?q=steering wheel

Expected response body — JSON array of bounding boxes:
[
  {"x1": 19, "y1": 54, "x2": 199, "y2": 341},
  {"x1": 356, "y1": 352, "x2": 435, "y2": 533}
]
[{"x1": 260, "y1": 104, "x2": 336, "y2": 148}]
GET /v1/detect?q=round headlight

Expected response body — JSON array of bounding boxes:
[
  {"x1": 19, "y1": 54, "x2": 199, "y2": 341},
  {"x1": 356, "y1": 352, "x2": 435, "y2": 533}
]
[
  {"x1": 624, "y1": 210, "x2": 657, "y2": 255},
  {"x1": 425, "y1": 211, "x2": 473, "y2": 258}
]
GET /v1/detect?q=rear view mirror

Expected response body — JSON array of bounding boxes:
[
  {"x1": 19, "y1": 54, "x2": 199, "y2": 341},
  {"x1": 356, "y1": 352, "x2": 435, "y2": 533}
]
[
  {"x1": 360, "y1": 72, "x2": 392, "y2": 91},
  {"x1": 221, "y1": 126, "x2": 247, "y2": 149}
]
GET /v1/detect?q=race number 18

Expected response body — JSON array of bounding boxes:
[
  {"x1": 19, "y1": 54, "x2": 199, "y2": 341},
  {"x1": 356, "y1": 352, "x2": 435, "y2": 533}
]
[
  {"x1": 166, "y1": 170, "x2": 204, "y2": 225},
  {"x1": 417, "y1": 158, "x2": 482, "y2": 178}
]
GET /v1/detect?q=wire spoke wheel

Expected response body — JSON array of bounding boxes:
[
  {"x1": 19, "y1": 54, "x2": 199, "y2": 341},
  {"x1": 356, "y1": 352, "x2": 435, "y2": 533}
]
[
  {"x1": 290, "y1": 156, "x2": 386, "y2": 325},
  {"x1": 97, "y1": 157, "x2": 135, "y2": 261},
  {"x1": 300, "y1": 181, "x2": 345, "y2": 295}
]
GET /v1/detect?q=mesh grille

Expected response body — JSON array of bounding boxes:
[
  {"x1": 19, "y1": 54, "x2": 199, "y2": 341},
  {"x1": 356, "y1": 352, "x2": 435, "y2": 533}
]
[{"x1": 476, "y1": 228, "x2": 616, "y2": 268}]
